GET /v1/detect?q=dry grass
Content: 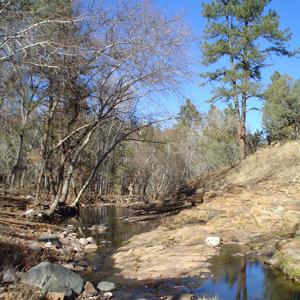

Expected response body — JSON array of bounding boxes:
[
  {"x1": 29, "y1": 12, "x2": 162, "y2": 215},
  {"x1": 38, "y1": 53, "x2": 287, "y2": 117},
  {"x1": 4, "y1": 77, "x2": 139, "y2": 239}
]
[
  {"x1": 1, "y1": 282, "x2": 48, "y2": 300},
  {"x1": 225, "y1": 140, "x2": 300, "y2": 188},
  {"x1": 0, "y1": 241, "x2": 58, "y2": 272}
]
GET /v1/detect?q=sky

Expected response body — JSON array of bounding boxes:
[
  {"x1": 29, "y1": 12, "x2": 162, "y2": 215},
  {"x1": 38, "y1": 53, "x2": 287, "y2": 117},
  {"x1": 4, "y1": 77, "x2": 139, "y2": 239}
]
[{"x1": 155, "y1": 0, "x2": 300, "y2": 132}]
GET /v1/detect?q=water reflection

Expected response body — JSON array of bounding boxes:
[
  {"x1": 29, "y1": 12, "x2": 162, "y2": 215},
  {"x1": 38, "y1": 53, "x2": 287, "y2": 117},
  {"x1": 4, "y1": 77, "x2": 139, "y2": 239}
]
[
  {"x1": 65, "y1": 204, "x2": 156, "y2": 248},
  {"x1": 196, "y1": 244, "x2": 300, "y2": 300},
  {"x1": 64, "y1": 206, "x2": 300, "y2": 300}
]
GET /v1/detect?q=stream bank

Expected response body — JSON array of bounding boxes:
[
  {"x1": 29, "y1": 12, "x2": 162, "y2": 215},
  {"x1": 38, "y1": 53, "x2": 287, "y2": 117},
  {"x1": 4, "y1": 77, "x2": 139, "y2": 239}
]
[{"x1": 113, "y1": 187, "x2": 300, "y2": 283}]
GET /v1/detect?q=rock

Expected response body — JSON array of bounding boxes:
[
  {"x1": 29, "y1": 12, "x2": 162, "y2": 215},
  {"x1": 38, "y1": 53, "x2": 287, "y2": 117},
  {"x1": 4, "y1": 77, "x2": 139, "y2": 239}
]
[
  {"x1": 45, "y1": 241, "x2": 53, "y2": 248},
  {"x1": 103, "y1": 291, "x2": 113, "y2": 299},
  {"x1": 58, "y1": 247, "x2": 69, "y2": 257},
  {"x1": 88, "y1": 224, "x2": 109, "y2": 232},
  {"x1": 205, "y1": 237, "x2": 222, "y2": 246},
  {"x1": 86, "y1": 237, "x2": 97, "y2": 245},
  {"x1": 73, "y1": 252, "x2": 84, "y2": 262},
  {"x1": 25, "y1": 209, "x2": 36, "y2": 217},
  {"x1": 76, "y1": 260, "x2": 88, "y2": 267},
  {"x1": 97, "y1": 281, "x2": 116, "y2": 292},
  {"x1": 192, "y1": 193, "x2": 204, "y2": 203},
  {"x1": 84, "y1": 281, "x2": 98, "y2": 296},
  {"x1": 21, "y1": 261, "x2": 83, "y2": 296},
  {"x1": 206, "y1": 211, "x2": 218, "y2": 220},
  {"x1": 61, "y1": 263, "x2": 74, "y2": 270},
  {"x1": 67, "y1": 224, "x2": 75, "y2": 233},
  {"x1": 47, "y1": 292, "x2": 65, "y2": 300},
  {"x1": 84, "y1": 244, "x2": 98, "y2": 252},
  {"x1": 38, "y1": 234, "x2": 61, "y2": 247},
  {"x1": 78, "y1": 238, "x2": 88, "y2": 246},
  {"x1": 2, "y1": 270, "x2": 16, "y2": 283},
  {"x1": 29, "y1": 242, "x2": 43, "y2": 251},
  {"x1": 265, "y1": 258, "x2": 279, "y2": 266}
]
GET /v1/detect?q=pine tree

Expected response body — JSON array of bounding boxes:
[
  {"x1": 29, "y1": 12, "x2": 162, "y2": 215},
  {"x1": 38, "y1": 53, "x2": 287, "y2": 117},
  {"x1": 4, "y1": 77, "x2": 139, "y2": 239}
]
[
  {"x1": 200, "y1": 0, "x2": 298, "y2": 160},
  {"x1": 262, "y1": 72, "x2": 300, "y2": 142}
]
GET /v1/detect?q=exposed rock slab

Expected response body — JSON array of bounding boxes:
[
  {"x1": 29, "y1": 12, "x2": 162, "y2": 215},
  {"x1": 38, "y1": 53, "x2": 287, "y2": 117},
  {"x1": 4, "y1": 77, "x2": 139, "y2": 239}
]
[{"x1": 114, "y1": 187, "x2": 300, "y2": 281}]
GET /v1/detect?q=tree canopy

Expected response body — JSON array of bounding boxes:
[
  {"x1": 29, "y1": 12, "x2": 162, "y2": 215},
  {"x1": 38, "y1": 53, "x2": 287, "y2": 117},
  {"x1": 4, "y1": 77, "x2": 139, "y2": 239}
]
[
  {"x1": 262, "y1": 72, "x2": 300, "y2": 142},
  {"x1": 200, "y1": 0, "x2": 298, "y2": 160}
]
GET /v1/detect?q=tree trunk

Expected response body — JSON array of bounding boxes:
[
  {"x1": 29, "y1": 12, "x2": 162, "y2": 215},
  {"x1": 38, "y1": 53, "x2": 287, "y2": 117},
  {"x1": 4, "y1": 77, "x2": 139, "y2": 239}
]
[
  {"x1": 227, "y1": 13, "x2": 246, "y2": 161},
  {"x1": 59, "y1": 129, "x2": 95, "y2": 205},
  {"x1": 10, "y1": 131, "x2": 24, "y2": 189}
]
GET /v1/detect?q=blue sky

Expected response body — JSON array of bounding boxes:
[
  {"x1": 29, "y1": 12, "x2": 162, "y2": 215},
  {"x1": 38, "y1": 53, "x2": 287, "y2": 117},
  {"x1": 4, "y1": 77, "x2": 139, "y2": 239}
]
[{"x1": 156, "y1": 0, "x2": 300, "y2": 132}]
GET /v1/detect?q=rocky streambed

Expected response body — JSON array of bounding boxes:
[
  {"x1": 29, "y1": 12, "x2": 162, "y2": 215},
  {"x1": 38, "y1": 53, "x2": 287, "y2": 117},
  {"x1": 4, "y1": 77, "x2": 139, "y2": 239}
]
[
  {"x1": 0, "y1": 187, "x2": 300, "y2": 299},
  {"x1": 113, "y1": 189, "x2": 300, "y2": 284}
]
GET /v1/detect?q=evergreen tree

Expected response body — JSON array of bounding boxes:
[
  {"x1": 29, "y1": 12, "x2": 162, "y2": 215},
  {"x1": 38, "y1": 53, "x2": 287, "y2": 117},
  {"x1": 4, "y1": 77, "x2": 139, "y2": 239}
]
[
  {"x1": 177, "y1": 99, "x2": 202, "y2": 127},
  {"x1": 200, "y1": 0, "x2": 298, "y2": 160},
  {"x1": 262, "y1": 72, "x2": 300, "y2": 142}
]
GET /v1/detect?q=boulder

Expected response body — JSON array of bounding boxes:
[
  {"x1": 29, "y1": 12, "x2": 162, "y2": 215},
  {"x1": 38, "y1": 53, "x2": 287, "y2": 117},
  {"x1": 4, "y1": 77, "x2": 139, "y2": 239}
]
[{"x1": 21, "y1": 262, "x2": 83, "y2": 297}]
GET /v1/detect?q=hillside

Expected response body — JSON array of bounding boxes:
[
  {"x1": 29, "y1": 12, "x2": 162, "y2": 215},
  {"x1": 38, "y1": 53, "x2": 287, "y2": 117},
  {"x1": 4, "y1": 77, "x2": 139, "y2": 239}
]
[{"x1": 114, "y1": 140, "x2": 300, "y2": 281}]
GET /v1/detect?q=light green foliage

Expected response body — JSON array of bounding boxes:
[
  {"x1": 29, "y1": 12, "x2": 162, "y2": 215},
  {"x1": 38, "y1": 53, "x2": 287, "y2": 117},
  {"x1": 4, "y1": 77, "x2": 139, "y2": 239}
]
[
  {"x1": 275, "y1": 250, "x2": 300, "y2": 280},
  {"x1": 262, "y1": 72, "x2": 300, "y2": 142},
  {"x1": 200, "y1": 0, "x2": 298, "y2": 160},
  {"x1": 200, "y1": 105, "x2": 240, "y2": 168},
  {"x1": 174, "y1": 101, "x2": 239, "y2": 174}
]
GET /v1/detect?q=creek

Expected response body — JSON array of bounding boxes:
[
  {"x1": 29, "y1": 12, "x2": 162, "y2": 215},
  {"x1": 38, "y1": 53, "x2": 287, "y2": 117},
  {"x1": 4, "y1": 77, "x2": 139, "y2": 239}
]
[{"x1": 64, "y1": 205, "x2": 300, "y2": 300}]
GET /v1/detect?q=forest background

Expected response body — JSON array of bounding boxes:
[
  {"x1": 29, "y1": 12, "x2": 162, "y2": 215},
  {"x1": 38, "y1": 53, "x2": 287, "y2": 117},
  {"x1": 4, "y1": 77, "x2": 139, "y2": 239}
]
[{"x1": 1, "y1": 0, "x2": 300, "y2": 217}]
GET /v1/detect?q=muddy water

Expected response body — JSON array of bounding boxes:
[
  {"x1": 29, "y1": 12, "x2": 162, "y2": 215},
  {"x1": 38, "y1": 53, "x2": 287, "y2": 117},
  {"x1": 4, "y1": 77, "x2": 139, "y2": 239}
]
[{"x1": 65, "y1": 205, "x2": 300, "y2": 299}]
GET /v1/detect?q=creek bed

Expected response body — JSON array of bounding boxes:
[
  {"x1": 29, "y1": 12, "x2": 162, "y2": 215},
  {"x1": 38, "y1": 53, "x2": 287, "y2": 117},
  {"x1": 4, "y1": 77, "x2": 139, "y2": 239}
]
[{"x1": 64, "y1": 205, "x2": 300, "y2": 299}]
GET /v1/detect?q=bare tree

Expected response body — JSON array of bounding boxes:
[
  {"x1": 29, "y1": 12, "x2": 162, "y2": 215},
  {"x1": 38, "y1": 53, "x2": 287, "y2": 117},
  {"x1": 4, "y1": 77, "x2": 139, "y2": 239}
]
[{"x1": 1, "y1": 0, "x2": 193, "y2": 215}]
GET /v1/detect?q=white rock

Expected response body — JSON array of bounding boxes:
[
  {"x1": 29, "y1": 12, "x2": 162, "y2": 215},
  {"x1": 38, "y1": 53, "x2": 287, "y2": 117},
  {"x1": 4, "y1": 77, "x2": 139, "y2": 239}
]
[
  {"x1": 205, "y1": 237, "x2": 221, "y2": 246},
  {"x1": 45, "y1": 241, "x2": 52, "y2": 248},
  {"x1": 78, "y1": 238, "x2": 89, "y2": 245},
  {"x1": 25, "y1": 209, "x2": 36, "y2": 217},
  {"x1": 61, "y1": 263, "x2": 74, "y2": 270},
  {"x1": 103, "y1": 291, "x2": 113, "y2": 298},
  {"x1": 97, "y1": 281, "x2": 116, "y2": 292}
]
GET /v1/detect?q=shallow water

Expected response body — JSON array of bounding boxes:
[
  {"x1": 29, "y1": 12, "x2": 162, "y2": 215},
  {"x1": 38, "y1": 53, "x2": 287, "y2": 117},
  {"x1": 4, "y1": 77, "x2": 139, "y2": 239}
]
[{"x1": 65, "y1": 205, "x2": 300, "y2": 299}]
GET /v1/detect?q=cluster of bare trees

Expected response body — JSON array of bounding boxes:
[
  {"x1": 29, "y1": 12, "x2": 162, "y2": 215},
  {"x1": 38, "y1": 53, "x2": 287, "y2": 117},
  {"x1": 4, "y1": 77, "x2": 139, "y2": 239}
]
[{"x1": 0, "y1": 0, "x2": 193, "y2": 215}]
